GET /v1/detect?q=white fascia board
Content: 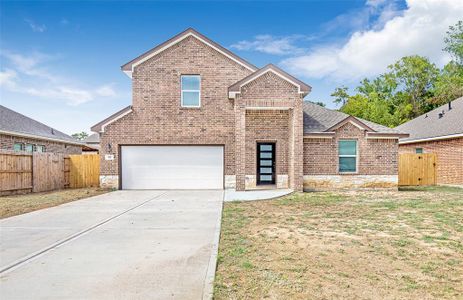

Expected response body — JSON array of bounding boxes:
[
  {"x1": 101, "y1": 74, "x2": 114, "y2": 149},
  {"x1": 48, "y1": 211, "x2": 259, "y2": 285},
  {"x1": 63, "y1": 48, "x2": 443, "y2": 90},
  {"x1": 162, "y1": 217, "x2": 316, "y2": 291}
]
[
  {"x1": 330, "y1": 119, "x2": 369, "y2": 131},
  {"x1": 100, "y1": 108, "x2": 133, "y2": 133},
  {"x1": 127, "y1": 32, "x2": 257, "y2": 78},
  {"x1": 228, "y1": 91, "x2": 239, "y2": 99},
  {"x1": 303, "y1": 132, "x2": 335, "y2": 139},
  {"x1": 366, "y1": 136, "x2": 400, "y2": 140},
  {"x1": 0, "y1": 130, "x2": 84, "y2": 146},
  {"x1": 123, "y1": 70, "x2": 133, "y2": 78},
  {"x1": 399, "y1": 133, "x2": 463, "y2": 144},
  {"x1": 245, "y1": 106, "x2": 291, "y2": 110}
]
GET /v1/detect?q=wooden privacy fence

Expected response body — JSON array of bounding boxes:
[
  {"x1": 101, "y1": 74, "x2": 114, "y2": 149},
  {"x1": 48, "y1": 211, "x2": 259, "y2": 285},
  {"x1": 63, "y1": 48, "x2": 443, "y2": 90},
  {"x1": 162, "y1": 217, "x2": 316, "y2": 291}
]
[
  {"x1": 0, "y1": 151, "x2": 100, "y2": 195},
  {"x1": 68, "y1": 154, "x2": 100, "y2": 188},
  {"x1": 398, "y1": 153, "x2": 437, "y2": 186}
]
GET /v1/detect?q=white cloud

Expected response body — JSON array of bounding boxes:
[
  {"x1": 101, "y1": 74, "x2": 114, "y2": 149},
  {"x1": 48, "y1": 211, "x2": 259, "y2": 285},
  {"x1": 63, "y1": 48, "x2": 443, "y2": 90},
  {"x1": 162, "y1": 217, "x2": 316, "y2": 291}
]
[
  {"x1": 0, "y1": 69, "x2": 18, "y2": 89},
  {"x1": 0, "y1": 50, "x2": 118, "y2": 106},
  {"x1": 1, "y1": 50, "x2": 57, "y2": 81},
  {"x1": 23, "y1": 86, "x2": 93, "y2": 106},
  {"x1": 230, "y1": 34, "x2": 310, "y2": 55},
  {"x1": 281, "y1": 0, "x2": 463, "y2": 81},
  {"x1": 95, "y1": 84, "x2": 116, "y2": 97},
  {"x1": 24, "y1": 19, "x2": 46, "y2": 33}
]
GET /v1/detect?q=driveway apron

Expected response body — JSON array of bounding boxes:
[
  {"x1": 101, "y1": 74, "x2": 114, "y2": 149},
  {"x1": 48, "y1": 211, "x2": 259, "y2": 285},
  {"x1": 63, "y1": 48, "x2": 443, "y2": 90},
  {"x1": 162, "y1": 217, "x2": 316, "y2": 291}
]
[{"x1": 0, "y1": 190, "x2": 223, "y2": 300}]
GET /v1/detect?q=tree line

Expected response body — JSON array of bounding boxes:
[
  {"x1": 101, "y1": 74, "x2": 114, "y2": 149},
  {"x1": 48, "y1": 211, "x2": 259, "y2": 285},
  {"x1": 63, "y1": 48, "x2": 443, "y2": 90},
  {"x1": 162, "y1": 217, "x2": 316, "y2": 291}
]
[{"x1": 330, "y1": 21, "x2": 463, "y2": 128}]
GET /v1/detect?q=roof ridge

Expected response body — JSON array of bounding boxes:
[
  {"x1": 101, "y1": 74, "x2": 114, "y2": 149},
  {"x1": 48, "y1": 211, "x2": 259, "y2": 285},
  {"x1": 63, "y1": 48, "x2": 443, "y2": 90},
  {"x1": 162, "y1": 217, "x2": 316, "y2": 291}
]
[{"x1": 121, "y1": 27, "x2": 259, "y2": 74}]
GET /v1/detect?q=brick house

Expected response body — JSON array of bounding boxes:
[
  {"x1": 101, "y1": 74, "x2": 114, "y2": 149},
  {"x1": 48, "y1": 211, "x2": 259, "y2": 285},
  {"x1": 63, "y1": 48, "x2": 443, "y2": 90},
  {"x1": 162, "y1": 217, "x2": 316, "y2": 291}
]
[
  {"x1": 0, "y1": 105, "x2": 83, "y2": 154},
  {"x1": 91, "y1": 28, "x2": 407, "y2": 191},
  {"x1": 396, "y1": 97, "x2": 463, "y2": 185}
]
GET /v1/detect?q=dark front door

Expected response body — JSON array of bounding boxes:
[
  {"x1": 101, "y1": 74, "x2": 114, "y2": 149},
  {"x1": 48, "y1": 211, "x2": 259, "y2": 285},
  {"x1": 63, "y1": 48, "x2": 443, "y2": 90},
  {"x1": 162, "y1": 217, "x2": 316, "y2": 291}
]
[{"x1": 257, "y1": 142, "x2": 275, "y2": 185}]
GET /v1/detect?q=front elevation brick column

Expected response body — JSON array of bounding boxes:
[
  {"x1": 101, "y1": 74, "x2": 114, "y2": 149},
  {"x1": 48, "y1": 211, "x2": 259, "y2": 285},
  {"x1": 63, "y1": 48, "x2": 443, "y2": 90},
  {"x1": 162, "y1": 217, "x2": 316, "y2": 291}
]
[
  {"x1": 289, "y1": 98, "x2": 304, "y2": 191},
  {"x1": 235, "y1": 98, "x2": 246, "y2": 191}
]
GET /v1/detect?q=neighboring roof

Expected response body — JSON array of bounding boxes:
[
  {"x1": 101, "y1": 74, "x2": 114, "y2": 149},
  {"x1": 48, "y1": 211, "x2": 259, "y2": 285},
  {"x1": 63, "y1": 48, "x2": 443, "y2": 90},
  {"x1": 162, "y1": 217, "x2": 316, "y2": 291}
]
[
  {"x1": 395, "y1": 97, "x2": 463, "y2": 143},
  {"x1": 0, "y1": 105, "x2": 83, "y2": 145},
  {"x1": 91, "y1": 106, "x2": 133, "y2": 133},
  {"x1": 83, "y1": 133, "x2": 100, "y2": 144},
  {"x1": 121, "y1": 28, "x2": 258, "y2": 77},
  {"x1": 228, "y1": 64, "x2": 311, "y2": 99},
  {"x1": 302, "y1": 101, "x2": 406, "y2": 135}
]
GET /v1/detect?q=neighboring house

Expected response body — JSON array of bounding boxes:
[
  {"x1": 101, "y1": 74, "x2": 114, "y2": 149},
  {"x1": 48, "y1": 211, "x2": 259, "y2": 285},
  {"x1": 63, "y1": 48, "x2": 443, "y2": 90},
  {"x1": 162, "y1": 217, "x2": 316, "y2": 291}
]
[
  {"x1": 91, "y1": 28, "x2": 407, "y2": 191},
  {"x1": 0, "y1": 105, "x2": 83, "y2": 154},
  {"x1": 82, "y1": 133, "x2": 100, "y2": 154},
  {"x1": 396, "y1": 97, "x2": 463, "y2": 185}
]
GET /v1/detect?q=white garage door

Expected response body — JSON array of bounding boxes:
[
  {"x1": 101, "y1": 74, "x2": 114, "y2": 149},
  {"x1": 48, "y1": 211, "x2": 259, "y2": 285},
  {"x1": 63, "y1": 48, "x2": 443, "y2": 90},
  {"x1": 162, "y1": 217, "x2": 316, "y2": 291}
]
[{"x1": 121, "y1": 146, "x2": 224, "y2": 189}]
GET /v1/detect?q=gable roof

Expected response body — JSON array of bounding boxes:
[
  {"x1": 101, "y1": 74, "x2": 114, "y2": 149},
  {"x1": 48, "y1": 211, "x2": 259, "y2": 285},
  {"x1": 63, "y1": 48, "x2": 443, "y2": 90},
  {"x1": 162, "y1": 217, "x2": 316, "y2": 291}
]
[
  {"x1": 228, "y1": 64, "x2": 311, "y2": 99},
  {"x1": 302, "y1": 101, "x2": 406, "y2": 136},
  {"x1": 395, "y1": 97, "x2": 463, "y2": 143},
  {"x1": 91, "y1": 105, "x2": 133, "y2": 133},
  {"x1": 83, "y1": 133, "x2": 100, "y2": 144},
  {"x1": 0, "y1": 105, "x2": 82, "y2": 145},
  {"x1": 121, "y1": 28, "x2": 258, "y2": 77}
]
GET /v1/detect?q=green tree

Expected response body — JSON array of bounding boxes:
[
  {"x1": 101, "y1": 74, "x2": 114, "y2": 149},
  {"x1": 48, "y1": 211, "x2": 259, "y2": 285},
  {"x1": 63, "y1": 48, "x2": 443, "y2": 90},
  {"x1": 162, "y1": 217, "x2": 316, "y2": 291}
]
[
  {"x1": 309, "y1": 101, "x2": 326, "y2": 107},
  {"x1": 387, "y1": 55, "x2": 439, "y2": 117},
  {"x1": 72, "y1": 131, "x2": 89, "y2": 141},
  {"x1": 432, "y1": 61, "x2": 463, "y2": 105},
  {"x1": 444, "y1": 20, "x2": 463, "y2": 65},
  {"x1": 331, "y1": 86, "x2": 349, "y2": 106},
  {"x1": 340, "y1": 93, "x2": 395, "y2": 127},
  {"x1": 331, "y1": 21, "x2": 463, "y2": 128}
]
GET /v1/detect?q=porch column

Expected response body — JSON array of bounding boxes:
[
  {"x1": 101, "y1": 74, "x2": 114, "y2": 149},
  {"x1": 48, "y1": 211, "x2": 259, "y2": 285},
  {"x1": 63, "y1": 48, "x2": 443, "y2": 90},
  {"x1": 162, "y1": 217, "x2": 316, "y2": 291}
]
[
  {"x1": 235, "y1": 97, "x2": 246, "y2": 191},
  {"x1": 289, "y1": 98, "x2": 304, "y2": 191}
]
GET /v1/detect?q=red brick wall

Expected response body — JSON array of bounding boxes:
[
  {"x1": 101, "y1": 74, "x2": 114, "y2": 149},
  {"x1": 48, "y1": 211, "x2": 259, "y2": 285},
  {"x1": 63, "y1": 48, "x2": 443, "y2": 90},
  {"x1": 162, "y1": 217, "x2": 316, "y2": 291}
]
[
  {"x1": 100, "y1": 36, "x2": 252, "y2": 176},
  {"x1": 399, "y1": 137, "x2": 463, "y2": 184},
  {"x1": 304, "y1": 122, "x2": 398, "y2": 175},
  {"x1": 240, "y1": 72, "x2": 299, "y2": 108},
  {"x1": 0, "y1": 134, "x2": 82, "y2": 154},
  {"x1": 244, "y1": 110, "x2": 289, "y2": 175},
  {"x1": 235, "y1": 71, "x2": 304, "y2": 190}
]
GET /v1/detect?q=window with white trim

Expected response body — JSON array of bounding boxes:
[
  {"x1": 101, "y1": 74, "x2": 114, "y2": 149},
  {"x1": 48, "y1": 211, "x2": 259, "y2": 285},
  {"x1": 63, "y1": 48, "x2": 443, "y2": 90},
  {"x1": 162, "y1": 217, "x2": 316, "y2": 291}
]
[
  {"x1": 181, "y1": 75, "x2": 201, "y2": 107},
  {"x1": 339, "y1": 140, "x2": 357, "y2": 173},
  {"x1": 415, "y1": 148, "x2": 423, "y2": 154}
]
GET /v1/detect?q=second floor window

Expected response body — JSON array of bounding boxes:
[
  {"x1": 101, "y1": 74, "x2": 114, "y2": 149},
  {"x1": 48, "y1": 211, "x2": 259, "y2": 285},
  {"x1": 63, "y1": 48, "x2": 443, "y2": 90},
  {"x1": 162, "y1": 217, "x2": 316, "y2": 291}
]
[{"x1": 181, "y1": 75, "x2": 201, "y2": 107}]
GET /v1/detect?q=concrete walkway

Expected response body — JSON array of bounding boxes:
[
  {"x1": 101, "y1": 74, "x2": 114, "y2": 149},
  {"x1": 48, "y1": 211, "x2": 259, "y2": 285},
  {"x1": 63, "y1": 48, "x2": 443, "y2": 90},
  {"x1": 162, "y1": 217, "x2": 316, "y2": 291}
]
[
  {"x1": 224, "y1": 189, "x2": 293, "y2": 202},
  {"x1": 0, "y1": 190, "x2": 223, "y2": 300}
]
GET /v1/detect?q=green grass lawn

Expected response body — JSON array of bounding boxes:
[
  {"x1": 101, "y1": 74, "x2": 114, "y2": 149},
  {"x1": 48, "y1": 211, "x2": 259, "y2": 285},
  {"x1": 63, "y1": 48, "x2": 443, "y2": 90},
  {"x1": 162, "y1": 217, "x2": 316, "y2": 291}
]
[
  {"x1": 0, "y1": 188, "x2": 111, "y2": 219},
  {"x1": 214, "y1": 186, "x2": 463, "y2": 299}
]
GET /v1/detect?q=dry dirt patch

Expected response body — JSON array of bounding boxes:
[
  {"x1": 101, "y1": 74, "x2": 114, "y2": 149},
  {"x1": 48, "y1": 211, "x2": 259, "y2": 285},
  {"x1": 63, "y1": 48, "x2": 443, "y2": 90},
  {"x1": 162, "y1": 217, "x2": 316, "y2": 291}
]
[
  {"x1": 215, "y1": 186, "x2": 463, "y2": 299},
  {"x1": 0, "y1": 188, "x2": 111, "y2": 219}
]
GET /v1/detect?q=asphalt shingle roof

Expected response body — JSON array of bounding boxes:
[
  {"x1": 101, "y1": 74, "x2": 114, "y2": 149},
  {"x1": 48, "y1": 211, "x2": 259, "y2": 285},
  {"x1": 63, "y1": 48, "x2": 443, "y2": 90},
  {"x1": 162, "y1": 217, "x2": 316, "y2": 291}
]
[
  {"x1": 302, "y1": 101, "x2": 402, "y2": 134},
  {"x1": 0, "y1": 105, "x2": 81, "y2": 144},
  {"x1": 83, "y1": 133, "x2": 100, "y2": 144},
  {"x1": 395, "y1": 97, "x2": 463, "y2": 142}
]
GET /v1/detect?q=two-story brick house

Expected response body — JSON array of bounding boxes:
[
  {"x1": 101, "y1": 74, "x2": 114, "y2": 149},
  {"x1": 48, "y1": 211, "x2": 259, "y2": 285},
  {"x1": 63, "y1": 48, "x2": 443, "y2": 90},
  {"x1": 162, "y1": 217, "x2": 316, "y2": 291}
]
[{"x1": 91, "y1": 28, "x2": 407, "y2": 191}]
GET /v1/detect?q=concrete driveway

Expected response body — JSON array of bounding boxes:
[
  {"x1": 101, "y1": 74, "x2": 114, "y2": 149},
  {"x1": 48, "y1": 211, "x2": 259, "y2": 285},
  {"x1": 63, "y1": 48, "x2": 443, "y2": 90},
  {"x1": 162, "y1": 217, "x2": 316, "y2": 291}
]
[{"x1": 0, "y1": 190, "x2": 223, "y2": 300}]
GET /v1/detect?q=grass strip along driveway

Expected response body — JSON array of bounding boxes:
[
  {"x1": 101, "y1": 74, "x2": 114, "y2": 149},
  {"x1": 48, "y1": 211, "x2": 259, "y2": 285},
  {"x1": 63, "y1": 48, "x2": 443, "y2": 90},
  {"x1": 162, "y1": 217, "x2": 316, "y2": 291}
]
[
  {"x1": 0, "y1": 188, "x2": 110, "y2": 219},
  {"x1": 215, "y1": 186, "x2": 463, "y2": 299}
]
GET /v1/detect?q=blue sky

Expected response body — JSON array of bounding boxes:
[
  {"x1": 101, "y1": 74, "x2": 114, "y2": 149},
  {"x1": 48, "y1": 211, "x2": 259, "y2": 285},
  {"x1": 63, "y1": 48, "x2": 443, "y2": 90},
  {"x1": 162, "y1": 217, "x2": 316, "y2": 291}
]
[{"x1": 1, "y1": 0, "x2": 462, "y2": 134}]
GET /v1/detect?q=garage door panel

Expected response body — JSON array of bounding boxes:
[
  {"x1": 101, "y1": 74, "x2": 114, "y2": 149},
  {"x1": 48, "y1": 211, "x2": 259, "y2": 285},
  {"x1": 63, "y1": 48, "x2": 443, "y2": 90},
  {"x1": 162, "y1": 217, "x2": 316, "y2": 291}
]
[{"x1": 121, "y1": 146, "x2": 223, "y2": 189}]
